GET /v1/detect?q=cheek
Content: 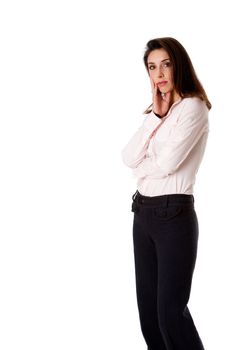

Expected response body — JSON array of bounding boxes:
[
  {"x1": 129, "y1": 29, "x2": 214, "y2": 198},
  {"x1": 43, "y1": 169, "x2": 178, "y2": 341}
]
[
  {"x1": 148, "y1": 70, "x2": 155, "y2": 78},
  {"x1": 168, "y1": 70, "x2": 174, "y2": 83},
  {"x1": 148, "y1": 72, "x2": 156, "y2": 83}
]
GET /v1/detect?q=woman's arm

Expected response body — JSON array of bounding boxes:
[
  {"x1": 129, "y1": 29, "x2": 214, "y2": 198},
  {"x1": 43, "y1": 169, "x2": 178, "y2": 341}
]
[
  {"x1": 132, "y1": 98, "x2": 209, "y2": 179},
  {"x1": 121, "y1": 111, "x2": 163, "y2": 168}
]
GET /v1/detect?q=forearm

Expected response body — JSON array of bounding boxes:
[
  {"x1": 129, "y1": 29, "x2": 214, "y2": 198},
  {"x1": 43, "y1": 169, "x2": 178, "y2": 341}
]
[
  {"x1": 121, "y1": 111, "x2": 163, "y2": 168},
  {"x1": 132, "y1": 101, "x2": 209, "y2": 178}
]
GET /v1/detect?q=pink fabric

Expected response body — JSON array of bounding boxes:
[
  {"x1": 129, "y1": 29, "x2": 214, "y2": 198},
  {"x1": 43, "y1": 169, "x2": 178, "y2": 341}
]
[{"x1": 121, "y1": 97, "x2": 209, "y2": 196}]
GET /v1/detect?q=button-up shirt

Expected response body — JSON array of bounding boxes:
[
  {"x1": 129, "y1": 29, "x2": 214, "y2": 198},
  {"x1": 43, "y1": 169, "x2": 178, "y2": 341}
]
[{"x1": 121, "y1": 97, "x2": 209, "y2": 196}]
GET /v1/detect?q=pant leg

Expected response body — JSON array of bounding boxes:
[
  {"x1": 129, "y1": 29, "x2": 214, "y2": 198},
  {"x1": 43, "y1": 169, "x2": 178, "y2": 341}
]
[
  {"x1": 150, "y1": 204, "x2": 205, "y2": 350},
  {"x1": 132, "y1": 207, "x2": 167, "y2": 350}
]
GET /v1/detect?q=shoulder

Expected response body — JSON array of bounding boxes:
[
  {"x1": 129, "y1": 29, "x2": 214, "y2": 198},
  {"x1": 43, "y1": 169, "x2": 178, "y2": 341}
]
[
  {"x1": 172, "y1": 97, "x2": 209, "y2": 130},
  {"x1": 175, "y1": 97, "x2": 209, "y2": 124},
  {"x1": 181, "y1": 96, "x2": 208, "y2": 115}
]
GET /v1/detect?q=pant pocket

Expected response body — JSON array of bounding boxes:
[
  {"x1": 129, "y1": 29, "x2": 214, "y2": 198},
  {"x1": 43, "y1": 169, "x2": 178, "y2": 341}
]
[{"x1": 153, "y1": 205, "x2": 183, "y2": 220}]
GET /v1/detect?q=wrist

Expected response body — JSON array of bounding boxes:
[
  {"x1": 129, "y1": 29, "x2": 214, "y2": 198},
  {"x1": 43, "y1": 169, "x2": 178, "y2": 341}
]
[{"x1": 153, "y1": 111, "x2": 164, "y2": 118}]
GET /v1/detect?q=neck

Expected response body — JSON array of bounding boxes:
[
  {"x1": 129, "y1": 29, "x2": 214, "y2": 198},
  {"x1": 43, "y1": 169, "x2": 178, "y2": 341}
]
[{"x1": 171, "y1": 90, "x2": 181, "y2": 104}]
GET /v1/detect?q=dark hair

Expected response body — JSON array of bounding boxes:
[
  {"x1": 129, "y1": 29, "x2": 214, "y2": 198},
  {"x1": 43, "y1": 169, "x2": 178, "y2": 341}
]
[{"x1": 143, "y1": 37, "x2": 212, "y2": 113}]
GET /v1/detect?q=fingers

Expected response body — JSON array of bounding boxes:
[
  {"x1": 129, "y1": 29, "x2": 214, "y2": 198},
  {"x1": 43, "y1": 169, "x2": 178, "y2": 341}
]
[
  {"x1": 163, "y1": 91, "x2": 171, "y2": 103},
  {"x1": 150, "y1": 76, "x2": 154, "y2": 93},
  {"x1": 150, "y1": 79, "x2": 160, "y2": 100},
  {"x1": 149, "y1": 77, "x2": 171, "y2": 115},
  {"x1": 150, "y1": 77, "x2": 157, "y2": 94}
]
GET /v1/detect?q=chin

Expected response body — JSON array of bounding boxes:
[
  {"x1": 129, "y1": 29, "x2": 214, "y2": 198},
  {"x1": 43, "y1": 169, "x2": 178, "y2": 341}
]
[
  {"x1": 161, "y1": 89, "x2": 171, "y2": 94},
  {"x1": 159, "y1": 85, "x2": 171, "y2": 93}
]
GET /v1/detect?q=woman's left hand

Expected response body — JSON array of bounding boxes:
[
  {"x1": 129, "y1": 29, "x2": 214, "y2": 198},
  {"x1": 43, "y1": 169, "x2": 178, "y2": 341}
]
[{"x1": 150, "y1": 77, "x2": 172, "y2": 117}]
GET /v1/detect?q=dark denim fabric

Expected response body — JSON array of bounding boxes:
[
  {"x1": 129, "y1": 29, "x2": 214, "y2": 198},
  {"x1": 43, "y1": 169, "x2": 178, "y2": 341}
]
[{"x1": 131, "y1": 190, "x2": 205, "y2": 350}]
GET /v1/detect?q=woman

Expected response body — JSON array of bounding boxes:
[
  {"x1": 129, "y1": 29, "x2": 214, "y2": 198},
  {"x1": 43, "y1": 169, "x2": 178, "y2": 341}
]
[{"x1": 121, "y1": 37, "x2": 211, "y2": 350}]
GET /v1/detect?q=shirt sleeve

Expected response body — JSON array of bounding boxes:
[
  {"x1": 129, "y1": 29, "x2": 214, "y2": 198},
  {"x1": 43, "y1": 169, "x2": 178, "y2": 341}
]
[
  {"x1": 132, "y1": 98, "x2": 209, "y2": 179},
  {"x1": 121, "y1": 111, "x2": 163, "y2": 168}
]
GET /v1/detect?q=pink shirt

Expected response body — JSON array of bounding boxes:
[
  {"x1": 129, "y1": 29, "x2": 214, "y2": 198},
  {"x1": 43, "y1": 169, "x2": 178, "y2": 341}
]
[{"x1": 121, "y1": 97, "x2": 209, "y2": 196}]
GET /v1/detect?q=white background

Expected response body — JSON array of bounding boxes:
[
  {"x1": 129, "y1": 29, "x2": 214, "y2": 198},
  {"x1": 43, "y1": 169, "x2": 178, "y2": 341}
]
[{"x1": 0, "y1": 0, "x2": 232, "y2": 349}]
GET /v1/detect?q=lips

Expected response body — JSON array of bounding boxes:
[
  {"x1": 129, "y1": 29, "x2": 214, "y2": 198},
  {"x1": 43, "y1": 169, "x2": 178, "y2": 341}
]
[{"x1": 157, "y1": 81, "x2": 168, "y2": 87}]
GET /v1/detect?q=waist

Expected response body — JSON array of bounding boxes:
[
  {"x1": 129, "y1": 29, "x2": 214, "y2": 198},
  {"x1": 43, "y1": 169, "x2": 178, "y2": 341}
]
[
  {"x1": 136, "y1": 175, "x2": 194, "y2": 197},
  {"x1": 132, "y1": 190, "x2": 194, "y2": 208}
]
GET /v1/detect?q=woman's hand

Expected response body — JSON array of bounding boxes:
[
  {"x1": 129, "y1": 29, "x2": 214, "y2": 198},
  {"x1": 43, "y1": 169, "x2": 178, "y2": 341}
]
[{"x1": 150, "y1": 77, "x2": 172, "y2": 117}]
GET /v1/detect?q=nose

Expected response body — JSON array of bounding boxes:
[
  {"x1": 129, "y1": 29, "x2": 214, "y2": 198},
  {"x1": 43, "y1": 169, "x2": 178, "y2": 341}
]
[{"x1": 157, "y1": 66, "x2": 164, "y2": 78}]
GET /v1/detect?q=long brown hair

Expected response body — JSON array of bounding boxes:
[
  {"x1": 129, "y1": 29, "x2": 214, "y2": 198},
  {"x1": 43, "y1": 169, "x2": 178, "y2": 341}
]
[{"x1": 143, "y1": 37, "x2": 212, "y2": 114}]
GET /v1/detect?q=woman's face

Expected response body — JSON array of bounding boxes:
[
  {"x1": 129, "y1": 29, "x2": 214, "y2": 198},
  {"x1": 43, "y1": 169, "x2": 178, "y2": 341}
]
[{"x1": 147, "y1": 48, "x2": 179, "y2": 100}]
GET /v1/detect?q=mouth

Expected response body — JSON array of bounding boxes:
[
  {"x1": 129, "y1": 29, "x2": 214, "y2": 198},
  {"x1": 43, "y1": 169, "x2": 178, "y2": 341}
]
[{"x1": 157, "y1": 81, "x2": 168, "y2": 87}]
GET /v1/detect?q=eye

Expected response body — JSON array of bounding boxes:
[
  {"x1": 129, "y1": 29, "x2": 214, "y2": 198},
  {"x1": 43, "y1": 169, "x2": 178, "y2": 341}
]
[
  {"x1": 148, "y1": 65, "x2": 155, "y2": 70},
  {"x1": 163, "y1": 61, "x2": 171, "y2": 68}
]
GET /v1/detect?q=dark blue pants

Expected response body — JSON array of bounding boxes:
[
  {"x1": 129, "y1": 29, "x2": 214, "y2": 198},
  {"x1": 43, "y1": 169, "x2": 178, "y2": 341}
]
[{"x1": 131, "y1": 190, "x2": 205, "y2": 350}]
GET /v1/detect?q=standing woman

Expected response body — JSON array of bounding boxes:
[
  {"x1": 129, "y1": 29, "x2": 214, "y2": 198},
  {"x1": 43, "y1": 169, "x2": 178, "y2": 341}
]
[{"x1": 121, "y1": 37, "x2": 211, "y2": 350}]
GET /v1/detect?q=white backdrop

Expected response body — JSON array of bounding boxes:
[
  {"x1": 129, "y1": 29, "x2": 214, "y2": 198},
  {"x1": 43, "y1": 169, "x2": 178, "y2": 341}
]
[{"x1": 0, "y1": 0, "x2": 232, "y2": 349}]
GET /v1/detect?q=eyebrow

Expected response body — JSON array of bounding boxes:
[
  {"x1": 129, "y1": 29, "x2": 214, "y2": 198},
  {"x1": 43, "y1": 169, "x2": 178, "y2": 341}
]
[{"x1": 147, "y1": 58, "x2": 170, "y2": 65}]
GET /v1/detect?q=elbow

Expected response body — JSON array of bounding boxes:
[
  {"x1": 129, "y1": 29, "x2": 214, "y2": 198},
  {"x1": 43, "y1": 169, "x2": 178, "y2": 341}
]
[
  {"x1": 121, "y1": 150, "x2": 133, "y2": 168},
  {"x1": 121, "y1": 150, "x2": 130, "y2": 167},
  {"x1": 121, "y1": 155, "x2": 139, "y2": 168},
  {"x1": 121, "y1": 150, "x2": 142, "y2": 168}
]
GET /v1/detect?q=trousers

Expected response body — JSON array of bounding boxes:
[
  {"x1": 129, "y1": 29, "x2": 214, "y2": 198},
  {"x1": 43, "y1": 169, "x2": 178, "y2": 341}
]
[{"x1": 131, "y1": 190, "x2": 205, "y2": 350}]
